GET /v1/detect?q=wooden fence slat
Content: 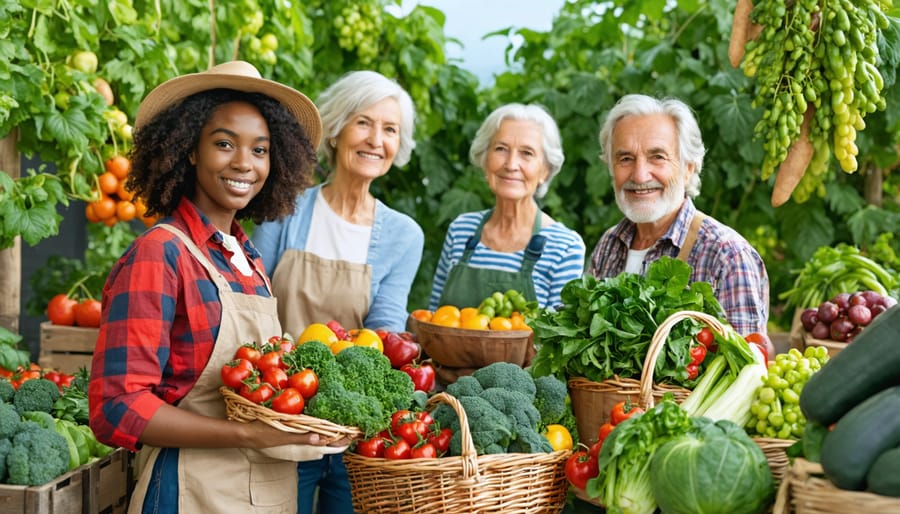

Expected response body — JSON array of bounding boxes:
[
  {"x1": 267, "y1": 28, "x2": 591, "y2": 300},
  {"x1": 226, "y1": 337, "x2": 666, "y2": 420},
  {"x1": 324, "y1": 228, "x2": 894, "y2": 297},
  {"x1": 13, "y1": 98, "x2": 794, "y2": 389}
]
[{"x1": 0, "y1": 130, "x2": 21, "y2": 333}]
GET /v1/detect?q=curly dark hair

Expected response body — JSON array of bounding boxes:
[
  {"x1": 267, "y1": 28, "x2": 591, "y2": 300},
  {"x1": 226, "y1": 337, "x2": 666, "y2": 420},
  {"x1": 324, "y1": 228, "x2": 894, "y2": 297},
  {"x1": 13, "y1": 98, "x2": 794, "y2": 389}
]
[{"x1": 127, "y1": 88, "x2": 317, "y2": 223}]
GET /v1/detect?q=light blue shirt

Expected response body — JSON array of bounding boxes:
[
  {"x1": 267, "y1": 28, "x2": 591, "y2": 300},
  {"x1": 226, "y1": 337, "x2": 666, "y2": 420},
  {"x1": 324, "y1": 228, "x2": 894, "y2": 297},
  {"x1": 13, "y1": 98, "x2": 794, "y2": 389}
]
[{"x1": 253, "y1": 184, "x2": 425, "y2": 332}]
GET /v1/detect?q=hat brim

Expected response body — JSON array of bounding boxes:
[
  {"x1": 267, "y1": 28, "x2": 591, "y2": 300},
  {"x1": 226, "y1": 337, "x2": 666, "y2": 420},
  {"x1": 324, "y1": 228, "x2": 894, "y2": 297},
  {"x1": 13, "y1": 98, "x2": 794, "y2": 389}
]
[{"x1": 134, "y1": 65, "x2": 321, "y2": 148}]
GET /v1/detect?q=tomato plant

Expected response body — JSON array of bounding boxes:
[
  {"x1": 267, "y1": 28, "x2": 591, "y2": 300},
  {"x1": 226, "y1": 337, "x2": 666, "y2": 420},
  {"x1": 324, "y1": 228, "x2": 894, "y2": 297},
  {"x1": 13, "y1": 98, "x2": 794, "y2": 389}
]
[{"x1": 47, "y1": 294, "x2": 77, "y2": 326}]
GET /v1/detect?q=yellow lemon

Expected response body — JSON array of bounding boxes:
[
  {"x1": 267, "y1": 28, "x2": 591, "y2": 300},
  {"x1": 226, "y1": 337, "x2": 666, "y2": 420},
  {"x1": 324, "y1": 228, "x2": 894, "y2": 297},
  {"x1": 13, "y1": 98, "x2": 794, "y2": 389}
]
[
  {"x1": 544, "y1": 424, "x2": 573, "y2": 451},
  {"x1": 297, "y1": 323, "x2": 338, "y2": 346}
]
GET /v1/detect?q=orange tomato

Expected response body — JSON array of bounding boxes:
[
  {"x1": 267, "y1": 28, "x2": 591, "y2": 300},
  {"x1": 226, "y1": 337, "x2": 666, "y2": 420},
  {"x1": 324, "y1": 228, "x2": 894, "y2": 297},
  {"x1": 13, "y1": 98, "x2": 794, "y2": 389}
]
[
  {"x1": 91, "y1": 194, "x2": 117, "y2": 220},
  {"x1": 105, "y1": 155, "x2": 131, "y2": 179},
  {"x1": 431, "y1": 305, "x2": 461, "y2": 327},
  {"x1": 489, "y1": 317, "x2": 513, "y2": 331},
  {"x1": 116, "y1": 179, "x2": 134, "y2": 201},
  {"x1": 460, "y1": 313, "x2": 490, "y2": 330},
  {"x1": 116, "y1": 200, "x2": 137, "y2": 222},
  {"x1": 510, "y1": 312, "x2": 531, "y2": 331},
  {"x1": 84, "y1": 203, "x2": 100, "y2": 223},
  {"x1": 98, "y1": 172, "x2": 119, "y2": 195},
  {"x1": 459, "y1": 307, "x2": 479, "y2": 323},
  {"x1": 411, "y1": 309, "x2": 433, "y2": 323}
]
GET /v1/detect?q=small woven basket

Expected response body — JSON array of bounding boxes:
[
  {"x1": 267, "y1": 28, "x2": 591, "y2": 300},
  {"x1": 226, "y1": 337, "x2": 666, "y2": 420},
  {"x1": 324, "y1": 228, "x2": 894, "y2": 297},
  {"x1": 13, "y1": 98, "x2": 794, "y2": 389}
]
[
  {"x1": 343, "y1": 391, "x2": 571, "y2": 513},
  {"x1": 220, "y1": 386, "x2": 363, "y2": 443},
  {"x1": 568, "y1": 310, "x2": 728, "y2": 447},
  {"x1": 773, "y1": 458, "x2": 900, "y2": 514},
  {"x1": 753, "y1": 436, "x2": 796, "y2": 482}
]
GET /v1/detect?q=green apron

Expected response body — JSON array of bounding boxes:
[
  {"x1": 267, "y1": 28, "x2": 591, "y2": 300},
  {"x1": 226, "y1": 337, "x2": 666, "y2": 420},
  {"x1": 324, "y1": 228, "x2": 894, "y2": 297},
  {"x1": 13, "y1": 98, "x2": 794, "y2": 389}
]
[{"x1": 438, "y1": 209, "x2": 545, "y2": 309}]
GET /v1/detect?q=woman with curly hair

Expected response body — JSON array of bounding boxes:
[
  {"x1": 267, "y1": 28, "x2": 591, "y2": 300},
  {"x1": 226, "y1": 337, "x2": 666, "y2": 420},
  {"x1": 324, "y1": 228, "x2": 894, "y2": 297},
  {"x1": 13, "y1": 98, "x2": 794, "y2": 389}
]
[{"x1": 88, "y1": 61, "x2": 348, "y2": 513}]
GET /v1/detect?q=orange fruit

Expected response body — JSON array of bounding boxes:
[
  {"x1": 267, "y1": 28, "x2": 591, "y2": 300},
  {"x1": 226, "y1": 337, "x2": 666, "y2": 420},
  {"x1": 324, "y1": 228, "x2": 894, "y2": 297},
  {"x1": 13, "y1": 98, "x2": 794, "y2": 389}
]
[
  {"x1": 351, "y1": 328, "x2": 384, "y2": 352},
  {"x1": 460, "y1": 313, "x2": 490, "y2": 330},
  {"x1": 84, "y1": 203, "x2": 100, "y2": 223},
  {"x1": 459, "y1": 307, "x2": 479, "y2": 323},
  {"x1": 102, "y1": 214, "x2": 119, "y2": 227},
  {"x1": 330, "y1": 340, "x2": 355, "y2": 355},
  {"x1": 431, "y1": 305, "x2": 461, "y2": 327},
  {"x1": 98, "y1": 172, "x2": 119, "y2": 195},
  {"x1": 116, "y1": 179, "x2": 134, "y2": 201},
  {"x1": 90, "y1": 194, "x2": 117, "y2": 220},
  {"x1": 411, "y1": 309, "x2": 433, "y2": 323},
  {"x1": 116, "y1": 200, "x2": 137, "y2": 222},
  {"x1": 489, "y1": 317, "x2": 513, "y2": 331},
  {"x1": 297, "y1": 323, "x2": 338, "y2": 346},
  {"x1": 510, "y1": 312, "x2": 531, "y2": 331},
  {"x1": 105, "y1": 155, "x2": 131, "y2": 179}
]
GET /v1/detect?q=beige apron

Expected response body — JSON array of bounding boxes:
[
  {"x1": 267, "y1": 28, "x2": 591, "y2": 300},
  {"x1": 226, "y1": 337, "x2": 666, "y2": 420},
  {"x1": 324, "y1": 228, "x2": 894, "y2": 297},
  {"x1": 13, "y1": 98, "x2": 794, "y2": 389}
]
[
  {"x1": 270, "y1": 250, "x2": 371, "y2": 335},
  {"x1": 128, "y1": 224, "x2": 298, "y2": 513}
]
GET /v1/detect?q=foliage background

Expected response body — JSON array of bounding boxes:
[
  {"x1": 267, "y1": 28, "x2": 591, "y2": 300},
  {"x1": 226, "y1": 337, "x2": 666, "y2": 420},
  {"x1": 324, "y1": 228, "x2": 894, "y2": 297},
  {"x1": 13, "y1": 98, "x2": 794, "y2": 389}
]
[{"x1": 3, "y1": 0, "x2": 900, "y2": 333}]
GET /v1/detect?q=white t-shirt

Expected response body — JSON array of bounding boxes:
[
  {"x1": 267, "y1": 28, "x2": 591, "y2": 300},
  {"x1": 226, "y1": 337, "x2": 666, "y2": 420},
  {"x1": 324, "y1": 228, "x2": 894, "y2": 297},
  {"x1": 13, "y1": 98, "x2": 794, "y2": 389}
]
[
  {"x1": 305, "y1": 191, "x2": 371, "y2": 263},
  {"x1": 220, "y1": 231, "x2": 253, "y2": 276},
  {"x1": 625, "y1": 248, "x2": 650, "y2": 274}
]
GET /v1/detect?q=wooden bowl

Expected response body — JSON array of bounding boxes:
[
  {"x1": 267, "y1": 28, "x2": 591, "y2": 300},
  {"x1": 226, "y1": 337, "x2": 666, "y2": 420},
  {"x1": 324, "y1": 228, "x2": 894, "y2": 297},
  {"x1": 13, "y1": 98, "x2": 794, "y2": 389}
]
[{"x1": 406, "y1": 316, "x2": 535, "y2": 369}]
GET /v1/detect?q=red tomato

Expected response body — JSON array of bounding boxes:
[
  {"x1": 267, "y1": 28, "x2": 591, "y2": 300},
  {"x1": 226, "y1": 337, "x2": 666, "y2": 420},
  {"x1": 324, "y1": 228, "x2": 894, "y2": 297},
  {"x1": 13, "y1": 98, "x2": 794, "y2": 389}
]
[
  {"x1": 73, "y1": 298, "x2": 102, "y2": 328},
  {"x1": 689, "y1": 344, "x2": 707, "y2": 365},
  {"x1": 277, "y1": 340, "x2": 295, "y2": 353},
  {"x1": 240, "y1": 382, "x2": 275, "y2": 404},
  {"x1": 589, "y1": 441, "x2": 603, "y2": 460},
  {"x1": 262, "y1": 367, "x2": 288, "y2": 390},
  {"x1": 597, "y1": 422, "x2": 615, "y2": 443},
  {"x1": 43, "y1": 370, "x2": 61, "y2": 385},
  {"x1": 271, "y1": 387, "x2": 304, "y2": 414},
  {"x1": 745, "y1": 332, "x2": 775, "y2": 363},
  {"x1": 686, "y1": 363, "x2": 699, "y2": 380},
  {"x1": 400, "y1": 362, "x2": 436, "y2": 392},
  {"x1": 390, "y1": 409, "x2": 413, "y2": 434},
  {"x1": 410, "y1": 442, "x2": 438, "y2": 459},
  {"x1": 221, "y1": 359, "x2": 254, "y2": 389},
  {"x1": 427, "y1": 427, "x2": 453, "y2": 454},
  {"x1": 696, "y1": 327, "x2": 715, "y2": 349},
  {"x1": 610, "y1": 400, "x2": 644, "y2": 425},
  {"x1": 356, "y1": 436, "x2": 387, "y2": 458},
  {"x1": 234, "y1": 344, "x2": 262, "y2": 365},
  {"x1": 288, "y1": 369, "x2": 319, "y2": 399},
  {"x1": 415, "y1": 410, "x2": 434, "y2": 427},
  {"x1": 58, "y1": 374, "x2": 75, "y2": 390},
  {"x1": 47, "y1": 294, "x2": 77, "y2": 326},
  {"x1": 565, "y1": 450, "x2": 599, "y2": 490},
  {"x1": 256, "y1": 351, "x2": 284, "y2": 371},
  {"x1": 384, "y1": 439, "x2": 411, "y2": 460},
  {"x1": 397, "y1": 419, "x2": 429, "y2": 446}
]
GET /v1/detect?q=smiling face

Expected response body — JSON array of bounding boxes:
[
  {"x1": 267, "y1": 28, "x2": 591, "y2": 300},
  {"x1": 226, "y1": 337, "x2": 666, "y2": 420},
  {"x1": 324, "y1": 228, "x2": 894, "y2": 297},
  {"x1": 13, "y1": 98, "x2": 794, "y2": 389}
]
[
  {"x1": 334, "y1": 97, "x2": 401, "y2": 180},
  {"x1": 484, "y1": 119, "x2": 549, "y2": 202},
  {"x1": 190, "y1": 101, "x2": 270, "y2": 230},
  {"x1": 611, "y1": 113, "x2": 692, "y2": 223}
]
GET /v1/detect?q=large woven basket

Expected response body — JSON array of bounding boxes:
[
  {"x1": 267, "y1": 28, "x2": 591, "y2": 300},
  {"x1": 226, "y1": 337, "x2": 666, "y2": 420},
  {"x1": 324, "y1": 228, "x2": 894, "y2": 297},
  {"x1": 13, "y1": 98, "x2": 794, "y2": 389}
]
[
  {"x1": 344, "y1": 391, "x2": 571, "y2": 513},
  {"x1": 408, "y1": 316, "x2": 534, "y2": 385},
  {"x1": 773, "y1": 458, "x2": 900, "y2": 513},
  {"x1": 568, "y1": 310, "x2": 728, "y2": 447},
  {"x1": 220, "y1": 386, "x2": 363, "y2": 443}
]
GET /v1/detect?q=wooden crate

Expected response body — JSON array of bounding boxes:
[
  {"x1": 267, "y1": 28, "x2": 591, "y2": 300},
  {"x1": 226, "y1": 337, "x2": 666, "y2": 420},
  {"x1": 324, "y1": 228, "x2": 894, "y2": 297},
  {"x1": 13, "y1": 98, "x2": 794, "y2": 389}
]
[
  {"x1": 82, "y1": 449, "x2": 133, "y2": 514},
  {"x1": 800, "y1": 329, "x2": 847, "y2": 357},
  {"x1": 39, "y1": 322, "x2": 99, "y2": 373},
  {"x1": 0, "y1": 467, "x2": 86, "y2": 514}
]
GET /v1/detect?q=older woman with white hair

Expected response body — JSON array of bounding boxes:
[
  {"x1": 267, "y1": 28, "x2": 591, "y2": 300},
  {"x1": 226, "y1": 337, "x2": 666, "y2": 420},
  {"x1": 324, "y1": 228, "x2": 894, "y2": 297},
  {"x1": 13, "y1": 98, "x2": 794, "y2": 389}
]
[
  {"x1": 252, "y1": 70, "x2": 424, "y2": 514},
  {"x1": 428, "y1": 103, "x2": 586, "y2": 311}
]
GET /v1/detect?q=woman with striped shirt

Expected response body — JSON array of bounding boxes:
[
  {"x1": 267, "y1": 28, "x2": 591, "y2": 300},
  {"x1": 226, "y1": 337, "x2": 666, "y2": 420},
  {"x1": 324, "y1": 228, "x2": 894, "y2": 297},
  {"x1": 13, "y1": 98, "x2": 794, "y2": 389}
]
[{"x1": 428, "y1": 103, "x2": 585, "y2": 311}]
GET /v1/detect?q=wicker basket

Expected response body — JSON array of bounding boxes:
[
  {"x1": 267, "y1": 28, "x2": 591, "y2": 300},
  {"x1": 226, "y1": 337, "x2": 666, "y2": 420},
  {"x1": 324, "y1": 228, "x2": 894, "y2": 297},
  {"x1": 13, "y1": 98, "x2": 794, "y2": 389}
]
[
  {"x1": 408, "y1": 316, "x2": 534, "y2": 385},
  {"x1": 753, "y1": 437, "x2": 796, "y2": 482},
  {"x1": 568, "y1": 310, "x2": 728, "y2": 447},
  {"x1": 772, "y1": 458, "x2": 900, "y2": 514},
  {"x1": 344, "y1": 391, "x2": 571, "y2": 513},
  {"x1": 220, "y1": 386, "x2": 363, "y2": 443}
]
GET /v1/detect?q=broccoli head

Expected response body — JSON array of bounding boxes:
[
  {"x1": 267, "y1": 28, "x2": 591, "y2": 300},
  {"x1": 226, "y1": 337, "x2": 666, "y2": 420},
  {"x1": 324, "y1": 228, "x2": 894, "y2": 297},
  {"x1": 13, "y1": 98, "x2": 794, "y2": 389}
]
[
  {"x1": 335, "y1": 345, "x2": 392, "y2": 377},
  {"x1": 0, "y1": 438, "x2": 11, "y2": 482},
  {"x1": 533, "y1": 375, "x2": 568, "y2": 426},
  {"x1": 0, "y1": 403, "x2": 22, "y2": 439},
  {"x1": 480, "y1": 387, "x2": 541, "y2": 434},
  {"x1": 13, "y1": 378, "x2": 60, "y2": 415},
  {"x1": 430, "y1": 402, "x2": 461, "y2": 433},
  {"x1": 305, "y1": 381, "x2": 385, "y2": 436},
  {"x1": 6, "y1": 421, "x2": 70, "y2": 485},
  {"x1": 0, "y1": 379, "x2": 15, "y2": 403},
  {"x1": 507, "y1": 427, "x2": 553, "y2": 454},
  {"x1": 472, "y1": 362, "x2": 536, "y2": 398},
  {"x1": 445, "y1": 375, "x2": 483, "y2": 398},
  {"x1": 284, "y1": 342, "x2": 341, "y2": 382},
  {"x1": 452, "y1": 396, "x2": 513, "y2": 456}
]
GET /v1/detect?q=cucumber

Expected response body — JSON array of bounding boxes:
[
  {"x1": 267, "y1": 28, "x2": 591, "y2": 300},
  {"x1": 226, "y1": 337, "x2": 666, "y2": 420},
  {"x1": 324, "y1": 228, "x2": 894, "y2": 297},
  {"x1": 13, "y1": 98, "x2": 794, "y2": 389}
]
[
  {"x1": 820, "y1": 385, "x2": 900, "y2": 490},
  {"x1": 799, "y1": 304, "x2": 900, "y2": 426},
  {"x1": 867, "y1": 447, "x2": 900, "y2": 497}
]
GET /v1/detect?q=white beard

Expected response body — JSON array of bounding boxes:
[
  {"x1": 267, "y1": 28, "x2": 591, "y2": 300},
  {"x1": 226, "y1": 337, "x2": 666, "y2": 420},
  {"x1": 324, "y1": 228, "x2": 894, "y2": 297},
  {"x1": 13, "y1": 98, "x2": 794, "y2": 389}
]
[{"x1": 615, "y1": 174, "x2": 685, "y2": 224}]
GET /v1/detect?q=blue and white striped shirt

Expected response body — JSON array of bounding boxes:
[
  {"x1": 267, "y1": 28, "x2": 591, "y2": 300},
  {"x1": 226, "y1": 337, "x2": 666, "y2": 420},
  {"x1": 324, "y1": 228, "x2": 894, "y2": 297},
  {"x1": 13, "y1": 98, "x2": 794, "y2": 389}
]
[{"x1": 428, "y1": 210, "x2": 586, "y2": 310}]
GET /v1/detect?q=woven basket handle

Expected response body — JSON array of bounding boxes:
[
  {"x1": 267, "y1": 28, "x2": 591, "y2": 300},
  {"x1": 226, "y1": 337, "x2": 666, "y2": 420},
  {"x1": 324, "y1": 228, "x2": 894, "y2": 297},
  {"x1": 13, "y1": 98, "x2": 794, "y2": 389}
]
[
  {"x1": 425, "y1": 392, "x2": 480, "y2": 481},
  {"x1": 639, "y1": 310, "x2": 728, "y2": 409}
]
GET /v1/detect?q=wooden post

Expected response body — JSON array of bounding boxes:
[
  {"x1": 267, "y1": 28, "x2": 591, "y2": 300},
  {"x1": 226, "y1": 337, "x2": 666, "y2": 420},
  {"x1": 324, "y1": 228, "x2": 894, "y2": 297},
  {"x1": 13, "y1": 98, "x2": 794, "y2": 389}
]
[{"x1": 0, "y1": 130, "x2": 21, "y2": 333}]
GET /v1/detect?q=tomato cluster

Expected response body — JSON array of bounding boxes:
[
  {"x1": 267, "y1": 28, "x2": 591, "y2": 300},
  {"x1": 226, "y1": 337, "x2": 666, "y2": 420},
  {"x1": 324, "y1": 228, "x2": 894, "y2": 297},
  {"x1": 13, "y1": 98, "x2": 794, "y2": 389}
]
[
  {"x1": 0, "y1": 363, "x2": 74, "y2": 391},
  {"x1": 47, "y1": 293, "x2": 102, "y2": 328},
  {"x1": 86, "y1": 155, "x2": 157, "y2": 228},
  {"x1": 220, "y1": 336, "x2": 319, "y2": 415},
  {"x1": 354, "y1": 409, "x2": 453, "y2": 460},
  {"x1": 566, "y1": 399, "x2": 646, "y2": 490}
]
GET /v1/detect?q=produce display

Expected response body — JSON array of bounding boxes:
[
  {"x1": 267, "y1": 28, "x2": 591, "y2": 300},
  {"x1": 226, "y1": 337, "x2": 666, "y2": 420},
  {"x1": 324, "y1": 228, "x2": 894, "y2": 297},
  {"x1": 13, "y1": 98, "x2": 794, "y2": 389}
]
[{"x1": 412, "y1": 290, "x2": 534, "y2": 332}]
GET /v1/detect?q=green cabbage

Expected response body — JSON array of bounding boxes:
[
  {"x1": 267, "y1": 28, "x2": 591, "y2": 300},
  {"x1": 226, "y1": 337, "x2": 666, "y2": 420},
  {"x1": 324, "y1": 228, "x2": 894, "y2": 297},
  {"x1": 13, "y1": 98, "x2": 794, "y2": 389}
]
[{"x1": 649, "y1": 417, "x2": 774, "y2": 514}]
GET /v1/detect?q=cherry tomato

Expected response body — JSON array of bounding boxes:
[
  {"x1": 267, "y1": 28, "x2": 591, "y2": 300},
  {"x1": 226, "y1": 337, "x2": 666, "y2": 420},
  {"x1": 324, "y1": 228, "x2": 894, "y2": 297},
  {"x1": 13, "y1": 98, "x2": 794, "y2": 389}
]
[
  {"x1": 270, "y1": 387, "x2": 304, "y2": 414},
  {"x1": 221, "y1": 359, "x2": 254, "y2": 389},
  {"x1": 256, "y1": 351, "x2": 284, "y2": 371},
  {"x1": 234, "y1": 344, "x2": 262, "y2": 365},
  {"x1": 288, "y1": 368, "x2": 319, "y2": 399},
  {"x1": 696, "y1": 327, "x2": 716, "y2": 349},
  {"x1": 565, "y1": 450, "x2": 599, "y2": 490},
  {"x1": 689, "y1": 344, "x2": 707, "y2": 365},
  {"x1": 390, "y1": 409, "x2": 413, "y2": 435},
  {"x1": 356, "y1": 436, "x2": 387, "y2": 458},
  {"x1": 47, "y1": 294, "x2": 77, "y2": 326},
  {"x1": 240, "y1": 382, "x2": 275, "y2": 404},
  {"x1": 427, "y1": 427, "x2": 453, "y2": 454},
  {"x1": 397, "y1": 419, "x2": 429, "y2": 446},
  {"x1": 410, "y1": 442, "x2": 438, "y2": 459},
  {"x1": 686, "y1": 363, "x2": 699, "y2": 380},
  {"x1": 415, "y1": 410, "x2": 434, "y2": 427},
  {"x1": 73, "y1": 298, "x2": 102, "y2": 328},
  {"x1": 384, "y1": 439, "x2": 411, "y2": 460},
  {"x1": 262, "y1": 367, "x2": 288, "y2": 390},
  {"x1": 610, "y1": 400, "x2": 644, "y2": 425}
]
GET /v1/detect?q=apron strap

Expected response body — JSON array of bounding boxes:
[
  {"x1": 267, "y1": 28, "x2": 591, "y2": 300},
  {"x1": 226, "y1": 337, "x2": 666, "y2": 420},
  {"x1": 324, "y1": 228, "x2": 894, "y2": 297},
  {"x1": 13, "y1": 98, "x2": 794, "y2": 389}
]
[
  {"x1": 461, "y1": 207, "x2": 545, "y2": 264},
  {"x1": 676, "y1": 212, "x2": 707, "y2": 262}
]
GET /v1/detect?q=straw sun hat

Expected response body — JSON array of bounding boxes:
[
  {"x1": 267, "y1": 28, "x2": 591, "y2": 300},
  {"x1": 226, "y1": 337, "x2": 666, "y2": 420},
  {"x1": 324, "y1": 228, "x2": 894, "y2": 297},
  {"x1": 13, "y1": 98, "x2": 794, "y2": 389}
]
[{"x1": 134, "y1": 60, "x2": 322, "y2": 147}]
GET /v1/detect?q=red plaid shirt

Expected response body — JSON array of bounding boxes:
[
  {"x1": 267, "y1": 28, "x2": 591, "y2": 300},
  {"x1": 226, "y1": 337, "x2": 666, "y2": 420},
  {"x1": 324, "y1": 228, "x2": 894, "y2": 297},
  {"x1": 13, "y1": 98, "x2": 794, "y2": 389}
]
[{"x1": 88, "y1": 199, "x2": 271, "y2": 451}]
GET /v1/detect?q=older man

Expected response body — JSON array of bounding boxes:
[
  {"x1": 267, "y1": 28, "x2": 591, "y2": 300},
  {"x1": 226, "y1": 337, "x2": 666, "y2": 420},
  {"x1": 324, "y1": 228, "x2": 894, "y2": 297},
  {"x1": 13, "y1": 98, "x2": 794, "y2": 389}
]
[{"x1": 588, "y1": 94, "x2": 770, "y2": 338}]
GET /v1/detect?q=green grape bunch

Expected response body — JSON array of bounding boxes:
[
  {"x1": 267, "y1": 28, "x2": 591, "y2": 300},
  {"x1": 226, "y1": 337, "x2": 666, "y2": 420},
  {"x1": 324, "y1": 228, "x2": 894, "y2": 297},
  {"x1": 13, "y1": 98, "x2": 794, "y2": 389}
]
[
  {"x1": 333, "y1": 1, "x2": 384, "y2": 64},
  {"x1": 740, "y1": 0, "x2": 891, "y2": 203},
  {"x1": 746, "y1": 346, "x2": 830, "y2": 440}
]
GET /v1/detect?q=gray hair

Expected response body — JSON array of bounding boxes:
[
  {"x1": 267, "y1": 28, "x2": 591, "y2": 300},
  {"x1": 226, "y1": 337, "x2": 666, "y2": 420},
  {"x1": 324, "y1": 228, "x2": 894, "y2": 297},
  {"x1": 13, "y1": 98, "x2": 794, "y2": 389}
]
[
  {"x1": 598, "y1": 94, "x2": 705, "y2": 198},
  {"x1": 316, "y1": 70, "x2": 417, "y2": 168},
  {"x1": 469, "y1": 103, "x2": 565, "y2": 199}
]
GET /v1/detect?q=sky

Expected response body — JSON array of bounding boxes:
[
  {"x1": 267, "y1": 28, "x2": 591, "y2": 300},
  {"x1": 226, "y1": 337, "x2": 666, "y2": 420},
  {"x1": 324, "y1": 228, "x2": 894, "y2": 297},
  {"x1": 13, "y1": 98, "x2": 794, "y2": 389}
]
[{"x1": 399, "y1": 0, "x2": 566, "y2": 84}]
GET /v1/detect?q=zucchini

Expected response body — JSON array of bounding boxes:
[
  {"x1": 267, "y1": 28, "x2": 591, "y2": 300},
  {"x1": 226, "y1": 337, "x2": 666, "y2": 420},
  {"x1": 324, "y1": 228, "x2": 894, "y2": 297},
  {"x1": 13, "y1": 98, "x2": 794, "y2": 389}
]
[
  {"x1": 820, "y1": 385, "x2": 900, "y2": 490},
  {"x1": 867, "y1": 447, "x2": 900, "y2": 497},
  {"x1": 799, "y1": 304, "x2": 900, "y2": 426}
]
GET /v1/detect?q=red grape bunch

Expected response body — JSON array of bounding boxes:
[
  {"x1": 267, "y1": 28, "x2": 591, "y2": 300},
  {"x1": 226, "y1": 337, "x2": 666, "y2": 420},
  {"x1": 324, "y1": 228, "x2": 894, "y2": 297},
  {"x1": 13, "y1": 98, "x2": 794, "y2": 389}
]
[{"x1": 800, "y1": 291, "x2": 897, "y2": 342}]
